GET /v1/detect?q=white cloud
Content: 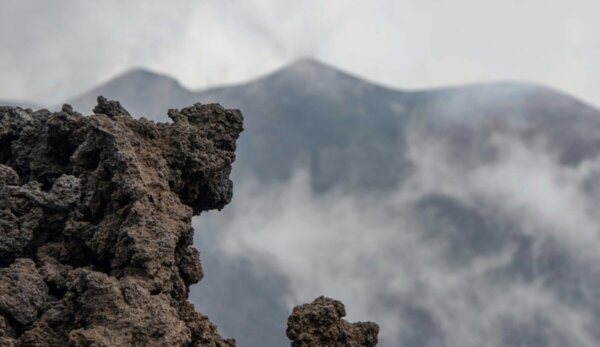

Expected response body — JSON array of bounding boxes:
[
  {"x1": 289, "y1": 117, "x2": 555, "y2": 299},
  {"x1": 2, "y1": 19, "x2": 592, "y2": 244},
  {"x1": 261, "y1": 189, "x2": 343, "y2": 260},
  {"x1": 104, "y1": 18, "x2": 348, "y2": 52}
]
[{"x1": 196, "y1": 126, "x2": 600, "y2": 345}]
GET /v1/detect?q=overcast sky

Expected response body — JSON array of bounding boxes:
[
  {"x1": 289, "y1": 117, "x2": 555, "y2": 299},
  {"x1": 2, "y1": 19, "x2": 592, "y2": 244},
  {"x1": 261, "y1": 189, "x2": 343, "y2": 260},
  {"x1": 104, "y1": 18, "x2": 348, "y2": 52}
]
[{"x1": 1, "y1": 0, "x2": 600, "y2": 106}]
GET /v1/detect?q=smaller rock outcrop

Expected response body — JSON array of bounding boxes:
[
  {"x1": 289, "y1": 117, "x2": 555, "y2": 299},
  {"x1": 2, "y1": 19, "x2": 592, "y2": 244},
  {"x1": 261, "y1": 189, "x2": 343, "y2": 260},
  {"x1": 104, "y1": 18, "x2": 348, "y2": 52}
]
[{"x1": 286, "y1": 296, "x2": 379, "y2": 347}]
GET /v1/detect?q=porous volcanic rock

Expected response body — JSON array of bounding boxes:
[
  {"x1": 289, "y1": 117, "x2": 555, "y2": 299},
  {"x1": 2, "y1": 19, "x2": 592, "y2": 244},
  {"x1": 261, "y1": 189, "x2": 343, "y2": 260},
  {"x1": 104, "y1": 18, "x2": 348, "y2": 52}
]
[
  {"x1": 287, "y1": 296, "x2": 379, "y2": 347},
  {"x1": 0, "y1": 97, "x2": 242, "y2": 346}
]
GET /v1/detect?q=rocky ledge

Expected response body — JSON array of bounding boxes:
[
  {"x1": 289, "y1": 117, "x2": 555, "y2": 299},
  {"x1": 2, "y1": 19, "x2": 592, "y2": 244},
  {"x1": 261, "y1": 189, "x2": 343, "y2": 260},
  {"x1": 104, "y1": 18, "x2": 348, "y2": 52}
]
[{"x1": 0, "y1": 97, "x2": 242, "y2": 346}]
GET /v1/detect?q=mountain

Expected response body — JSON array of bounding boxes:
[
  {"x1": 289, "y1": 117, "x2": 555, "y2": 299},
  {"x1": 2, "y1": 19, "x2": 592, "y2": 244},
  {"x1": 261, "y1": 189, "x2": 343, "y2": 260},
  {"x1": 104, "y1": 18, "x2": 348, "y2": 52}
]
[
  {"x1": 67, "y1": 59, "x2": 413, "y2": 192},
  {"x1": 197, "y1": 59, "x2": 416, "y2": 192},
  {"x1": 62, "y1": 59, "x2": 600, "y2": 347},
  {"x1": 67, "y1": 68, "x2": 197, "y2": 119},
  {"x1": 70, "y1": 59, "x2": 600, "y2": 191}
]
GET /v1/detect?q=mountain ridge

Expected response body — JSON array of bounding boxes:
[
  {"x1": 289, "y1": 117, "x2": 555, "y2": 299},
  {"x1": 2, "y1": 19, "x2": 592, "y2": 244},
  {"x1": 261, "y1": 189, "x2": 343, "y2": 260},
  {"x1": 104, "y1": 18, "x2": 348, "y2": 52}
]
[
  {"x1": 4, "y1": 58, "x2": 598, "y2": 119},
  {"x1": 61, "y1": 59, "x2": 600, "y2": 191}
]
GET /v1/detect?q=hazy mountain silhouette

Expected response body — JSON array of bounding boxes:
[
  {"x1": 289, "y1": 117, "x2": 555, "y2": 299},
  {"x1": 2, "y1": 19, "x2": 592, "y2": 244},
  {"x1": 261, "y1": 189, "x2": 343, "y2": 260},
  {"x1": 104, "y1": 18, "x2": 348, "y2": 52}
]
[
  {"x1": 68, "y1": 67, "x2": 197, "y2": 118},
  {"x1": 0, "y1": 99, "x2": 40, "y2": 109},
  {"x1": 63, "y1": 59, "x2": 600, "y2": 346},
  {"x1": 68, "y1": 59, "x2": 600, "y2": 191}
]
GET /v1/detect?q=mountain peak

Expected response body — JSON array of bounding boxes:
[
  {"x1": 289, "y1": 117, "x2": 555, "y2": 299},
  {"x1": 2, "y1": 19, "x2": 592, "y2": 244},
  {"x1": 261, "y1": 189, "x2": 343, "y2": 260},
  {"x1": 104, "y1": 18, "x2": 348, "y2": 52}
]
[
  {"x1": 106, "y1": 67, "x2": 182, "y2": 89},
  {"x1": 66, "y1": 67, "x2": 194, "y2": 120},
  {"x1": 285, "y1": 57, "x2": 332, "y2": 72},
  {"x1": 275, "y1": 58, "x2": 343, "y2": 79},
  {"x1": 249, "y1": 58, "x2": 379, "y2": 97}
]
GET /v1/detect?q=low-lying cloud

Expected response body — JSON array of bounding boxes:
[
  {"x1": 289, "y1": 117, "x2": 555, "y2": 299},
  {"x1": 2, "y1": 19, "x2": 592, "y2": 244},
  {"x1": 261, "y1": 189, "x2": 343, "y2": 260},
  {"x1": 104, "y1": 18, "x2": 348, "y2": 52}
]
[{"x1": 193, "y1": 121, "x2": 600, "y2": 346}]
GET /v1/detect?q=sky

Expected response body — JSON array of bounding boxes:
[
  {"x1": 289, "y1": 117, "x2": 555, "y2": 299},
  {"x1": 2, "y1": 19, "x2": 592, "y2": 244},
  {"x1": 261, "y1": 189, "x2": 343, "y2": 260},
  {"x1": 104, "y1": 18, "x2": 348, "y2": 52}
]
[{"x1": 1, "y1": 0, "x2": 600, "y2": 107}]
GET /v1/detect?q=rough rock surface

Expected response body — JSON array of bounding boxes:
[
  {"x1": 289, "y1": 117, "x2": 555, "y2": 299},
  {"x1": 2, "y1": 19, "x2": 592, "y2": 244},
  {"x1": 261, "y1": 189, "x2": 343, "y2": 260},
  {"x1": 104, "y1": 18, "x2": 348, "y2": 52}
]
[
  {"x1": 287, "y1": 296, "x2": 379, "y2": 347},
  {"x1": 0, "y1": 97, "x2": 242, "y2": 346}
]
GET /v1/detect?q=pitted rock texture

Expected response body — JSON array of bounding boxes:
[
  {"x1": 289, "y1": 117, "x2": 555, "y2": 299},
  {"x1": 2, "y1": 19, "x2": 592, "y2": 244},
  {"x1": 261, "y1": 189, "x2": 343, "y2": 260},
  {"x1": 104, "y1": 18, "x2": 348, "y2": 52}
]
[
  {"x1": 287, "y1": 296, "x2": 379, "y2": 347},
  {"x1": 0, "y1": 97, "x2": 242, "y2": 346}
]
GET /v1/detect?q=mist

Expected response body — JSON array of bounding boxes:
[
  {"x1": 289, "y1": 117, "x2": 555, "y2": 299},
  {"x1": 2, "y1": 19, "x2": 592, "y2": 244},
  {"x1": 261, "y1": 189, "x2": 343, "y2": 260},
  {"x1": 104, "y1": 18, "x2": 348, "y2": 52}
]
[{"x1": 193, "y1": 108, "x2": 600, "y2": 346}]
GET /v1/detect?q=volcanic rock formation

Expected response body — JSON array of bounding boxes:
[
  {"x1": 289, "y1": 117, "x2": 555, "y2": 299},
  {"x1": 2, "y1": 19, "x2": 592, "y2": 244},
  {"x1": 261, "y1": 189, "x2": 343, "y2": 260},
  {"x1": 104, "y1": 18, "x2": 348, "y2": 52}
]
[
  {"x1": 287, "y1": 296, "x2": 379, "y2": 347},
  {"x1": 0, "y1": 97, "x2": 242, "y2": 346}
]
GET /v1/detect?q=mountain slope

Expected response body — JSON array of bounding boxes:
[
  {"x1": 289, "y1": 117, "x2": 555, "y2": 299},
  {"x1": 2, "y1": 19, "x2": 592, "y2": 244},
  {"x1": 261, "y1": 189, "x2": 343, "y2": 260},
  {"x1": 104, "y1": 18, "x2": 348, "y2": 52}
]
[
  {"x1": 195, "y1": 59, "x2": 600, "y2": 191},
  {"x1": 60, "y1": 59, "x2": 600, "y2": 347},
  {"x1": 66, "y1": 59, "x2": 600, "y2": 192},
  {"x1": 196, "y1": 59, "x2": 413, "y2": 192}
]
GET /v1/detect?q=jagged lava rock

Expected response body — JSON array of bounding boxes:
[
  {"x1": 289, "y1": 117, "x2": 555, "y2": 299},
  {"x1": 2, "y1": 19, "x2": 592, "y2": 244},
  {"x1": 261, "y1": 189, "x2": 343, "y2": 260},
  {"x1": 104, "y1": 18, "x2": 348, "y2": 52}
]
[
  {"x1": 287, "y1": 296, "x2": 379, "y2": 347},
  {"x1": 0, "y1": 97, "x2": 242, "y2": 346}
]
